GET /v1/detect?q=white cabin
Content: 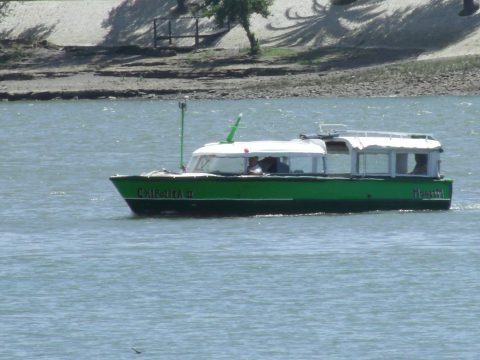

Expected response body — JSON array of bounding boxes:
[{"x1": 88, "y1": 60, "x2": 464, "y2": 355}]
[{"x1": 185, "y1": 126, "x2": 444, "y2": 178}]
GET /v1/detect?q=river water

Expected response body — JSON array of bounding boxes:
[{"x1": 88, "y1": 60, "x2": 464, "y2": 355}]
[{"x1": 1, "y1": 97, "x2": 479, "y2": 359}]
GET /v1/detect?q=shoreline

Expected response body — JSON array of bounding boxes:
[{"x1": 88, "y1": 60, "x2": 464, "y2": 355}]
[{"x1": 2, "y1": 42, "x2": 480, "y2": 101}]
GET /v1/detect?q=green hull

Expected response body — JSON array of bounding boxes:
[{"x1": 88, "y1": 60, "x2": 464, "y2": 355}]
[{"x1": 110, "y1": 175, "x2": 453, "y2": 216}]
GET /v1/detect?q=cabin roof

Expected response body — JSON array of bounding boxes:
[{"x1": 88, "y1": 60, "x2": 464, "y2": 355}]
[
  {"x1": 310, "y1": 125, "x2": 443, "y2": 152},
  {"x1": 336, "y1": 136, "x2": 443, "y2": 151},
  {"x1": 193, "y1": 139, "x2": 327, "y2": 156}
]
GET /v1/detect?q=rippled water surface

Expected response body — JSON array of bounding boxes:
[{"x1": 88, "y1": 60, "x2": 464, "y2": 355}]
[{"x1": 1, "y1": 97, "x2": 479, "y2": 359}]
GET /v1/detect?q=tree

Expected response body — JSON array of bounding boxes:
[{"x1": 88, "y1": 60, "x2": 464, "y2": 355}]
[
  {"x1": 460, "y1": 0, "x2": 479, "y2": 15},
  {"x1": 203, "y1": 0, "x2": 273, "y2": 55},
  {"x1": 176, "y1": 0, "x2": 188, "y2": 14},
  {"x1": 0, "y1": 2, "x2": 9, "y2": 18}
]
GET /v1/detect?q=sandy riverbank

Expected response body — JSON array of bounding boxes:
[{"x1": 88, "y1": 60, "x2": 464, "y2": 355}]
[
  {"x1": 2, "y1": 0, "x2": 480, "y2": 101},
  {"x1": 2, "y1": 0, "x2": 480, "y2": 58}
]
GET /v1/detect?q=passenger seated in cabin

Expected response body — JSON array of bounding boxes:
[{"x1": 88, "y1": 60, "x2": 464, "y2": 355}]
[
  {"x1": 411, "y1": 154, "x2": 428, "y2": 175},
  {"x1": 248, "y1": 156, "x2": 263, "y2": 175},
  {"x1": 258, "y1": 157, "x2": 290, "y2": 174},
  {"x1": 259, "y1": 157, "x2": 277, "y2": 173}
]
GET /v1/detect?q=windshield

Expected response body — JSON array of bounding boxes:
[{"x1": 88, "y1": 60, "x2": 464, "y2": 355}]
[{"x1": 187, "y1": 156, "x2": 245, "y2": 174}]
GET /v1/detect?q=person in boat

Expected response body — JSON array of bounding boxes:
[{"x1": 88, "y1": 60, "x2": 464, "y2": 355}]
[
  {"x1": 248, "y1": 156, "x2": 263, "y2": 175},
  {"x1": 411, "y1": 153, "x2": 428, "y2": 175},
  {"x1": 258, "y1": 157, "x2": 290, "y2": 174},
  {"x1": 259, "y1": 157, "x2": 277, "y2": 173}
]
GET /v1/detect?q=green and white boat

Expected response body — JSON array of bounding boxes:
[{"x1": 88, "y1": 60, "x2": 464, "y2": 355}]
[{"x1": 110, "y1": 107, "x2": 452, "y2": 216}]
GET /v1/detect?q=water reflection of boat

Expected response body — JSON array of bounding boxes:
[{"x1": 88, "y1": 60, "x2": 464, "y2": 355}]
[{"x1": 110, "y1": 116, "x2": 452, "y2": 216}]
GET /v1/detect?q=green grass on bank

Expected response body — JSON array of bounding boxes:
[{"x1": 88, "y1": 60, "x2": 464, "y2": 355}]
[
  {"x1": 329, "y1": 54, "x2": 480, "y2": 84},
  {"x1": 259, "y1": 46, "x2": 480, "y2": 85},
  {"x1": 260, "y1": 47, "x2": 297, "y2": 58},
  {"x1": 257, "y1": 46, "x2": 378, "y2": 65},
  {"x1": 261, "y1": 46, "x2": 480, "y2": 72},
  {"x1": 294, "y1": 48, "x2": 373, "y2": 66},
  {"x1": 184, "y1": 46, "x2": 385, "y2": 66},
  {"x1": 392, "y1": 55, "x2": 480, "y2": 75}
]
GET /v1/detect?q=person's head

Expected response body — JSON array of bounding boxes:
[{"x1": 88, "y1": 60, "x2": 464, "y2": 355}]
[{"x1": 249, "y1": 156, "x2": 259, "y2": 166}]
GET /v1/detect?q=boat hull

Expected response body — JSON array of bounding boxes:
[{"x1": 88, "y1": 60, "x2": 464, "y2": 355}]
[{"x1": 110, "y1": 175, "x2": 453, "y2": 216}]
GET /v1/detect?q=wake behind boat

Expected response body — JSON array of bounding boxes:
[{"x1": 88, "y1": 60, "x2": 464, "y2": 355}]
[{"x1": 110, "y1": 102, "x2": 452, "y2": 216}]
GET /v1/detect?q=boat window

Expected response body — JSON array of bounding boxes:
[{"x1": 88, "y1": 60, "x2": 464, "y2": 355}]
[
  {"x1": 326, "y1": 153, "x2": 351, "y2": 175},
  {"x1": 288, "y1": 156, "x2": 325, "y2": 174},
  {"x1": 255, "y1": 156, "x2": 293, "y2": 174},
  {"x1": 325, "y1": 141, "x2": 350, "y2": 175},
  {"x1": 188, "y1": 155, "x2": 212, "y2": 172},
  {"x1": 186, "y1": 156, "x2": 201, "y2": 172},
  {"x1": 358, "y1": 153, "x2": 390, "y2": 176},
  {"x1": 188, "y1": 155, "x2": 245, "y2": 174},
  {"x1": 396, "y1": 153, "x2": 429, "y2": 176}
]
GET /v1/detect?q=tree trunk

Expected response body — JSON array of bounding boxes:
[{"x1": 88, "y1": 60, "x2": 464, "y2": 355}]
[
  {"x1": 245, "y1": 28, "x2": 259, "y2": 55},
  {"x1": 460, "y1": 0, "x2": 479, "y2": 16},
  {"x1": 239, "y1": 17, "x2": 259, "y2": 55}
]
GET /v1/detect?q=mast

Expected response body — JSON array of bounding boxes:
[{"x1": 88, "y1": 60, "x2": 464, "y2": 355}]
[{"x1": 178, "y1": 96, "x2": 188, "y2": 171}]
